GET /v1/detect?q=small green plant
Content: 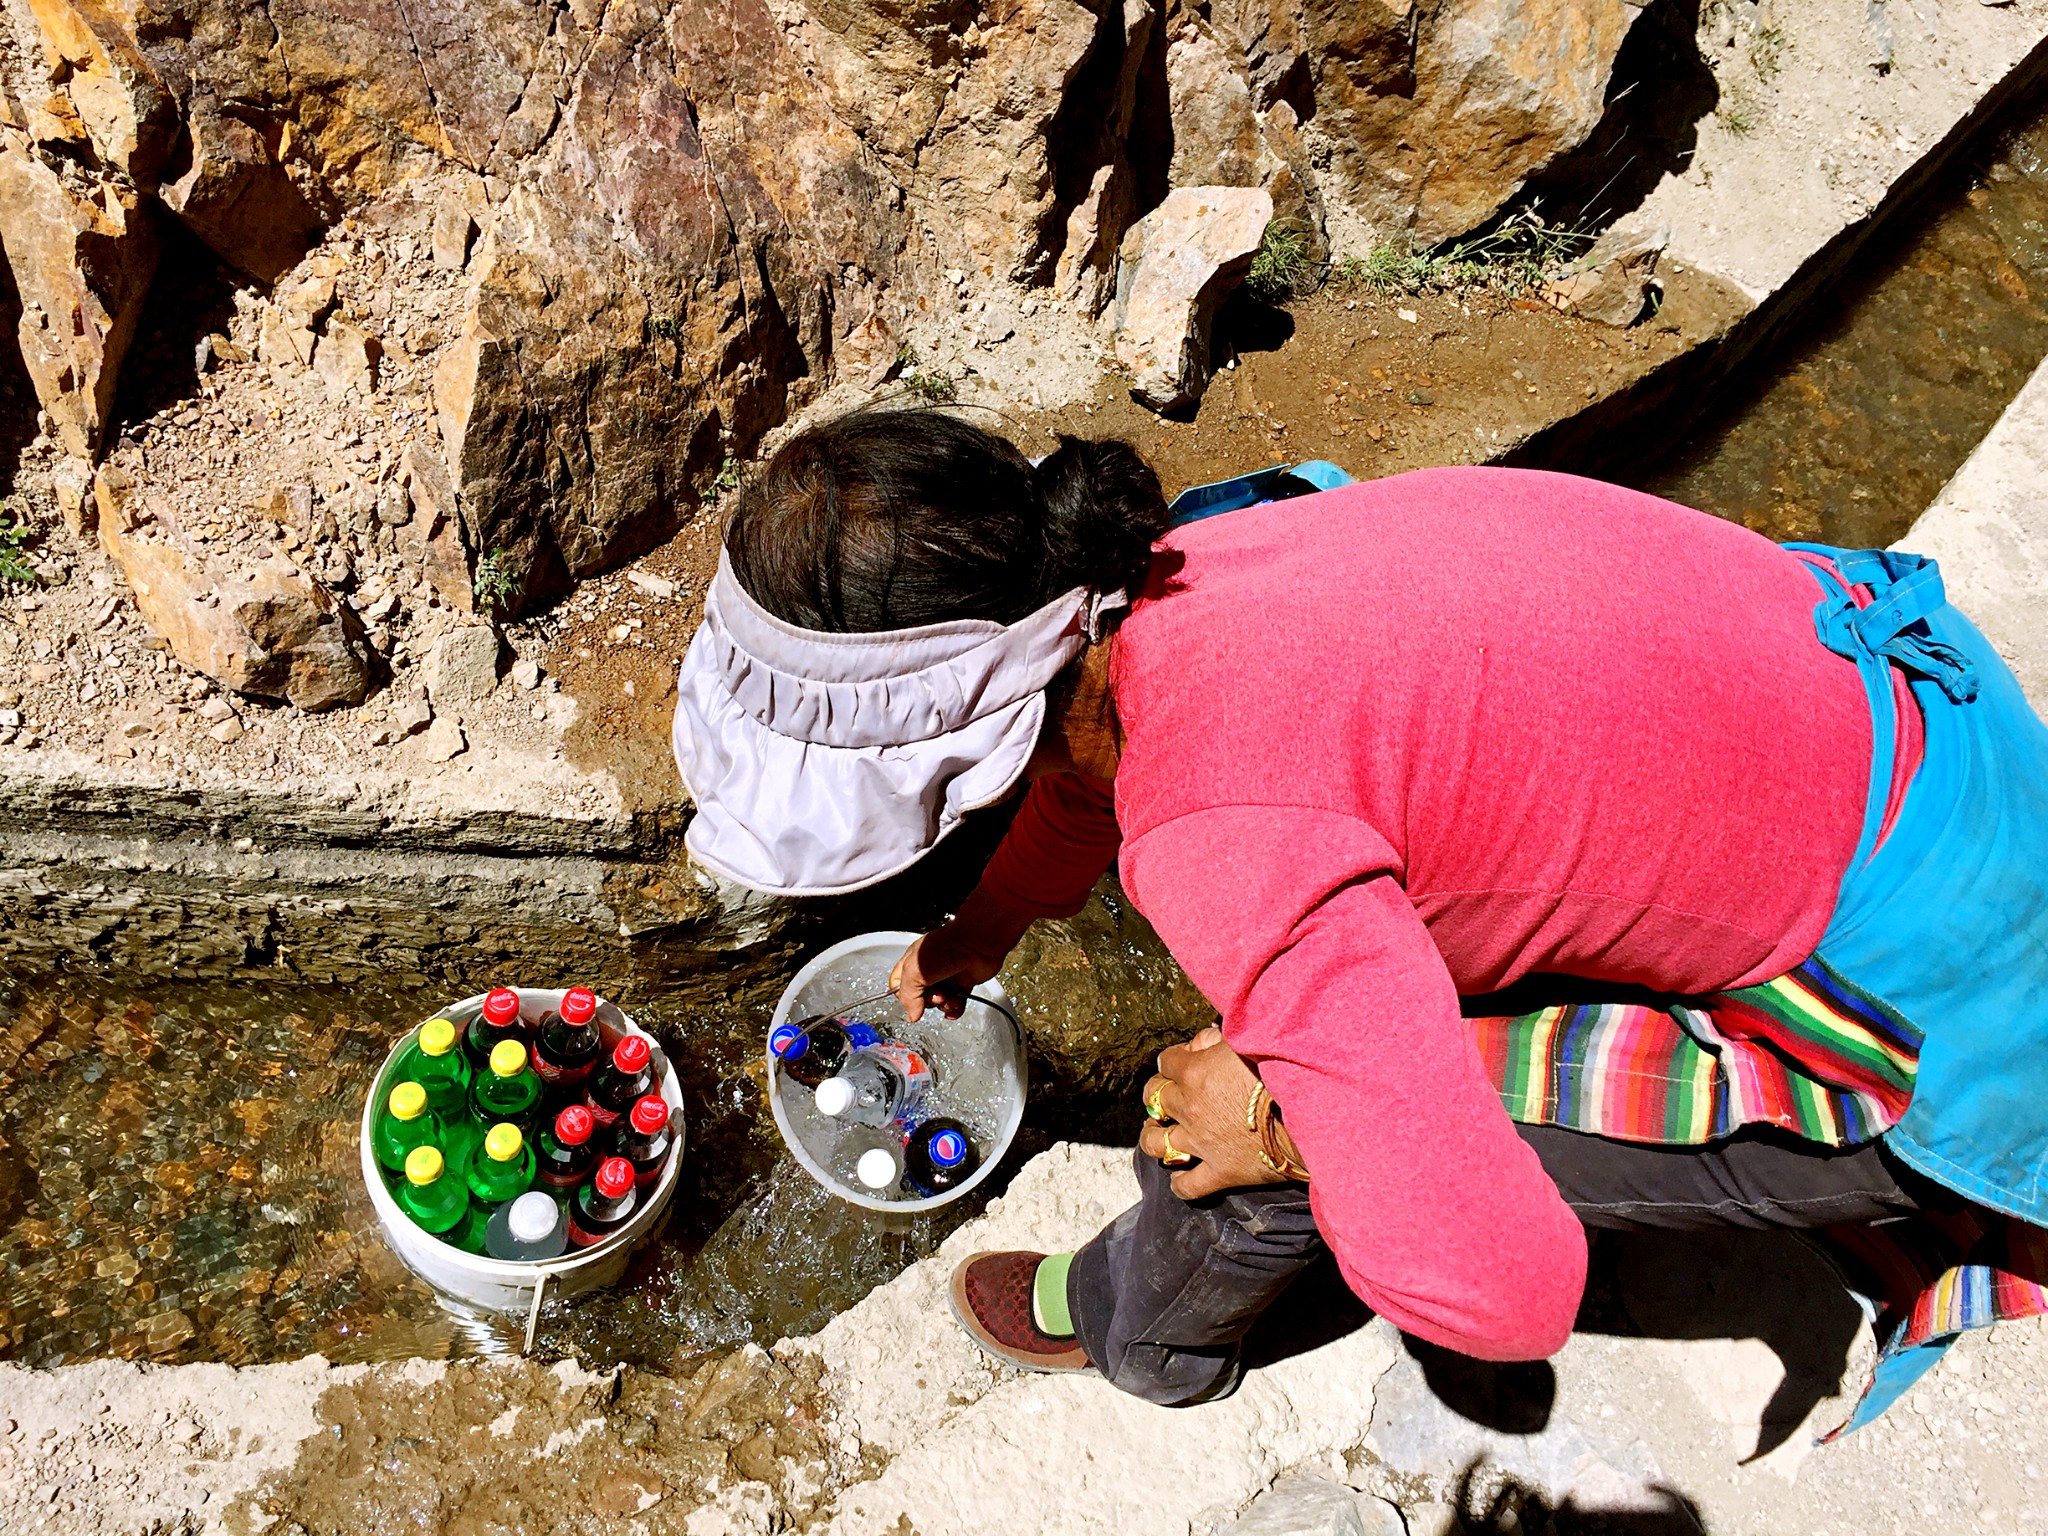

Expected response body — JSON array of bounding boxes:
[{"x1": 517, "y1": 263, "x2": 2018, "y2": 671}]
[
  {"x1": 651, "y1": 315, "x2": 682, "y2": 340},
  {"x1": 892, "y1": 347, "x2": 956, "y2": 403},
  {"x1": 1330, "y1": 208, "x2": 1599, "y2": 300},
  {"x1": 0, "y1": 506, "x2": 37, "y2": 587},
  {"x1": 710, "y1": 454, "x2": 742, "y2": 499},
  {"x1": 473, "y1": 547, "x2": 516, "y2": 613},
  {"x1": 1751, "y1": 24, "x2": 1787, "y2": 80},
  {"x1": 1245, "y1": 221, "x2": 1313, "y2": 304},
  {"x1": 1718, "y1": 90, "x2": 1761, "y2": 136}
]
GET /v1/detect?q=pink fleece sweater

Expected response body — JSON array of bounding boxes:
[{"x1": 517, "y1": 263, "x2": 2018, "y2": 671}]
[{"x1": 976, "y1": 467, "x2": 1875, "y2": 1359}]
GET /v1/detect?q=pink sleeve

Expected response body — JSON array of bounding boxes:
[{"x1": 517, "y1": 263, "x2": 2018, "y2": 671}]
[
  {"x1": 975, "y1": 773, "x2": 1123, "y2": 922},
  {"x1": 1121, "y1": 805, "x2": 1587, "y2": 1360}
]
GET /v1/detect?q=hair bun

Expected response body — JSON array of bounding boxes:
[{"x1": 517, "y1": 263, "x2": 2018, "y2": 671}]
[{"x1": 1033, "y1": 436, "x2": 1169, "y2": 602}]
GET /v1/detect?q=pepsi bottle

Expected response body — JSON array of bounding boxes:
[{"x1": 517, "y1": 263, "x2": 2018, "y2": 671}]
[
  {"x1": 903, "y1": 1119, "x2": 980, "y2": 1197},
  {"x1": 769, "y1": 1016, "x2": 879, "y2": 1089}
]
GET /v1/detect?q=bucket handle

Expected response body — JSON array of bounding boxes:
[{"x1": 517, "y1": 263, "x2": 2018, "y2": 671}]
[{"x1": 522, "y1": 1271, "x2": 548, "y2": 1355}]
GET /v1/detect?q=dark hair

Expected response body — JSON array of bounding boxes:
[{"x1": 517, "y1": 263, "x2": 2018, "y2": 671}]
[{"x1": 724, "y1": 410, "x2": 1168, "y2": 632}]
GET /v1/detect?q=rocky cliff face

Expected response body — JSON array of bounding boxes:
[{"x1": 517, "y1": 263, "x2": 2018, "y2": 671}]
[{"x1": 0, "y1": 0, "x2": 1641, "y2": 700}]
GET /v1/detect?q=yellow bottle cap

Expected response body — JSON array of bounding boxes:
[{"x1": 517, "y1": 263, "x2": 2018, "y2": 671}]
[
  {"x1": 404, "y1": 1145, "x2": 444, "y2": 1186},
  {"x1": 387, "y1": 1081, "x2": 428, "y2": 1121},
  {"x1": 484, "y1": 1123, "x2": 524, "y2": 1162},
  {"x1": 489, "y1": 1039, "x2": 528, "y2": 1077},
  {"x1": 418, "y1": 1018, "x2": 458, "y2": 1057}
]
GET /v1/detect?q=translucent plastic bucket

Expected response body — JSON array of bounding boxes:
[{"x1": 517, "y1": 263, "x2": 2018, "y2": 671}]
[
  {"x1": 361, "y1": 988, "x2": 686, "y2": 1320},
  {"x1": 767, "y1": 931, "x2": 1025, "y2": 1213}
]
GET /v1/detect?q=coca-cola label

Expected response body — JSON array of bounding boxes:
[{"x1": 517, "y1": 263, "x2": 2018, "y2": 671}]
[
  {"x1": 587, "y1": 1101, "x2": 624, "y2": 1130},
  {"x1": 566, "y1": 1210, "x2": 610, "y2": 1248},
  {"x1": 539, "y1": 1167, "x2": 585, "y2": 1190},
  {"x1": 532, "y1": 1055, "x2": 594, "y2": 1087}
]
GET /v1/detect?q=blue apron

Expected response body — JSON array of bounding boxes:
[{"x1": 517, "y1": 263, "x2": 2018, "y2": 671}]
[{"x1": 1790, "y1": 543, "x2": 2048, "y2": 1428}]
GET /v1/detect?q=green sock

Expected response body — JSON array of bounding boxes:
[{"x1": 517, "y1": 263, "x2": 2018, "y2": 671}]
[{"x1": 1031, "y1": 1252, "x2": 1076, "y2": 1337}]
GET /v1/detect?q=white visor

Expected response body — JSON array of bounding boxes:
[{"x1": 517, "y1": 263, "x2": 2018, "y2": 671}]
[{"x1": 672, "y1": 551, "x2": 1116, "y2": 896}]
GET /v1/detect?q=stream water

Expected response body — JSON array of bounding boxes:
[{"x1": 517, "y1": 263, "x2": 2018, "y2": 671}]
[{"x1": 7, "y1": 96, "x2": 2048, "y2": 1376}]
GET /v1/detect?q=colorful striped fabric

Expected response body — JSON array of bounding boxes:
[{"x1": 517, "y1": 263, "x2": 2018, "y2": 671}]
[{"x1": 1472, "y1": 956, "x2": 1925, "y2": 1146}]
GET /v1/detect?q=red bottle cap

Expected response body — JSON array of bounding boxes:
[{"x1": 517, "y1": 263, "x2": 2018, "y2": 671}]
[
  {"x1": 481, "y1": 988, "x2": 521, "y2": 1026},
  {"x1": 554, "y1": 1104, "x2": 594, "y2": 1146},
  {"x1": 612, "y1": 1034, "x2": 651, "y2": 1073},
  {"x1": 560, "y1": 987, "x2": 598, "y2": 1025},
  {"x1": 594, "y1": 1157, "x2": 634, "y2": 1199},
  {"x1": 628, "y1": 1095, "x2": 668, "y2": 1135}
]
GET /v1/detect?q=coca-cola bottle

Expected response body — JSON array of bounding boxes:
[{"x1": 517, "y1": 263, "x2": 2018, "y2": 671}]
[
  {"x1": 609, "y1": 1095, "x2": 674, "y2": 1189},
  {"x1": 586, "y1": 1034, "x2": 654, "y2": 1131},
  {"x1": 567, "y1": 1156, "x2": 639, "y2": 1249},
  {"x1": 465, "y1": 987, "x2": 531, "y2": 1071},
  {"x1": 533, "y1": 986, "x2": 603, "y2": 1088},
  {"x1": 537, "y1": 1104, "x2": 598, "y2": 1190}
]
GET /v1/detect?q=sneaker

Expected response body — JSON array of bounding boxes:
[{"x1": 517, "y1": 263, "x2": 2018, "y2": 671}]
[{"x1": 948, "y1": 1251, "x2": 1092, "y2": 1373}]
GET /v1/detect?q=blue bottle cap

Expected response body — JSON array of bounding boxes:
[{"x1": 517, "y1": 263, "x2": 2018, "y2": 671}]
[
  {"x1": 841, "y1": 1018, "x2": 881, "y2": 1048},
  {"x1": 769, "y1": 1023, "x2": 806, "y2": 1060},
  {"x1": 929, "y1": 1128, "x2": 969, "y2": 1168}
]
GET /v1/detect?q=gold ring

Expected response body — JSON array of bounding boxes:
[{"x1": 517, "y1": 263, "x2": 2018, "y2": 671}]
[
  {"x1": 1158, "y1": 1126, "x2": 1194, "y2": 1167},
  {"x1": 1144, "y1": 1081, "x2": 1170, "y2": 1122}
]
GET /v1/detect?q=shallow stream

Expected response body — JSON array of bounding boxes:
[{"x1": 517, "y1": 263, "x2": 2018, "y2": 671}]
[{"x1": 7, "y1": 93, "x2": 2048, "y2": 1376}]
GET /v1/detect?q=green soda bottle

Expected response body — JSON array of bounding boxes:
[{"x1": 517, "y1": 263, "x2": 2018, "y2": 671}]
[
  {"x1": 472, "y1": 1038, "x2": 543, "y2": 1130},
  {"x1": 395, "y1": 1145, "x2": 468, "y2": 1234},
  {"x1": 467, "y1": 1122, "x2": 537, "y2": 1207},
  {"x1": 445, "y1": 1202, "x2": 490, "y2": 1255},
  {"x1": 394, "y1": 1016, "x2": 471, "y2": 1118},
  {"x1": 373, "y1": 1081, "x2": 441, "y2": 1175}
]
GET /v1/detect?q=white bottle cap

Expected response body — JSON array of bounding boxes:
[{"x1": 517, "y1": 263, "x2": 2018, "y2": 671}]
[
  {"x1": 508, "y1": 1190, "x2": 560, "y2": 1243},
  {"x1": 814, "y1": 1077, "x2": 856, "y2": 1118},
  {"x1": 856, "y1": 1147, "x2": 900, "y2": 1190}
]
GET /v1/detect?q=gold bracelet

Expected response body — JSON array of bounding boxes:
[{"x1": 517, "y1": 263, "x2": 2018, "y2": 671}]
[{"x1": 1251, "y1": 1080, "x2": 1310, "y2": 1183}]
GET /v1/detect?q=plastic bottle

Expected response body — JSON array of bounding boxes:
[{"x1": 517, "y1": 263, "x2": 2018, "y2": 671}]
[
  {"x1": 465, "y1": 987, "x2": 531, "y2": 1071},
  {"x1": 903, "y1": 1119, "x2": 981, "y2": 1198},
  {"x1": 486, "y1": 1190, "x2": 570, "y2": 1261},
  {"x1": 394, "y1": 1017, "x2": 471, "y2": 1117},
  {"x1": 395, "y1": 1145, "x2": 468, "y2": 1235},
  {"x1": 812, "y1": 1042, "x2": 933, "y2": 1130},
  {"x1": 567, "y1": 1156, "x2": 640, "y2": 1249},
  {"x1": 467, "y1": 1121, "x2": 537, "y2": 1207},
  {"x1": 609, "y1": 1095, "x2": 674, "y2": 1190},
  {"x1": 372, "y1": 1080, "x2": 442, "y2": 1174},
  {"x1": 446, "y1": 1202, "x2": 490, "y2": 1255},
  {"x1": 472, "y1": 1039, "x2": 544, "y2": 1130},
  {"x1": 768, "y1": 1016, "x2": 876, "y2": 1089},
  {"x1": 834, "y1": 1125, "x2": 904, "y2": 1194},
  {"x1": 586, "y1": 1035, "x2": 655, "y2": 1131},
  {"x1": 536, "y1": 1104, "x2": 599, "y2": 1190},
  {"x1": 533, "y1": 987, "x2": 603, "y2": 1088}
]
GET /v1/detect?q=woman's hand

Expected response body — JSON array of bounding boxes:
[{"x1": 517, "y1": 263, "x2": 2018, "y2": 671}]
[
  {"x1": 1138, "y1": 1026, "x2": 1304, "y2": 1199},
  {"x1": 890, "y1": 889, "x2": 1030, "y2": 1022}
]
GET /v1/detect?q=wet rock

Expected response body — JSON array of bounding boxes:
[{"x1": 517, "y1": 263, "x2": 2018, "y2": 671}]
[
  {"x1": 425, "y1": 623, "x2": 501, "y2": 705},
  {"x1": 160, "y1": 94, "x2": 325, "y2": 284},
  {"x1": 1544, "y1": 223, "x2": 1669, "y2": 327},
  {"x1": 0, "y1": 131, "x2": 161, "y2": 460},
  {"x1": 1217, "y1": 1476, "x2": 1406, "y2": 1536},
  {"x1": 1113, "y1": 186, "x2": 1272, "y2": 412},
  {"x1": 95, "y1": 466, "x2": 373, "y2": 711}
]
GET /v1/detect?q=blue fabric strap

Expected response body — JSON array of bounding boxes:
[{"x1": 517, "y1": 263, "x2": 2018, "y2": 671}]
[{"x1": 1808, "y1": 548, "x2": 1981, "y2": 705}]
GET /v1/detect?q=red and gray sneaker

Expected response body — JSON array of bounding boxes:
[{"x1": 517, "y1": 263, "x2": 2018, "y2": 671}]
[{"x1": 948, "y1": 1251, "x2": 1092, "y2": 1373}]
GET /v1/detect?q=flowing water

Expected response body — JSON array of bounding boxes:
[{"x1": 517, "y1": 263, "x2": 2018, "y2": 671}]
[{"x1": 9, "y1": 93, "x2": 2048, "y2": 1377}]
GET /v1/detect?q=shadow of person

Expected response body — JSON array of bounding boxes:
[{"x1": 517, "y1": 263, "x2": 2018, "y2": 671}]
[
  {"x1": 1453, "y1": 1461, "x2": 1708, "y2": 1536},
  {"x1": 1577, "y1": 1227, "x2": 1864, "y2": 1458},
  {"x1": 1405, "y1": 1335, "x2": 1558, "y2": 1435}
]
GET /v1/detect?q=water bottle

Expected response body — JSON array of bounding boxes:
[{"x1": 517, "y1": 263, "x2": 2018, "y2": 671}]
[
  {"x1": 485, "y1": 1189, "x2": 570, "y2": 1261},
  {"x1": 833, "y1": 1124, "x2": 905, "y2": 1193},
  {"x1": 812, "y1": 1042, "x2": 933, "y2": 1129}
]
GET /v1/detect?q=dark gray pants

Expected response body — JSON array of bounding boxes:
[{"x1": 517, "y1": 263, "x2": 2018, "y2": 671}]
[{"x1": 1066, "y1": 1124, "x2": 1934, "y2": 1406}]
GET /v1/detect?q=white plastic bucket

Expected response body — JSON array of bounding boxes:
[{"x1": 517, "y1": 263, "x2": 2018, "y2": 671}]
[
  {"x1": 361, "y1": 988, "x2": 686, "y2": 1319},
  {"x1": 767, "y1": 931, "x2": 1025, "y2": 1213}
]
